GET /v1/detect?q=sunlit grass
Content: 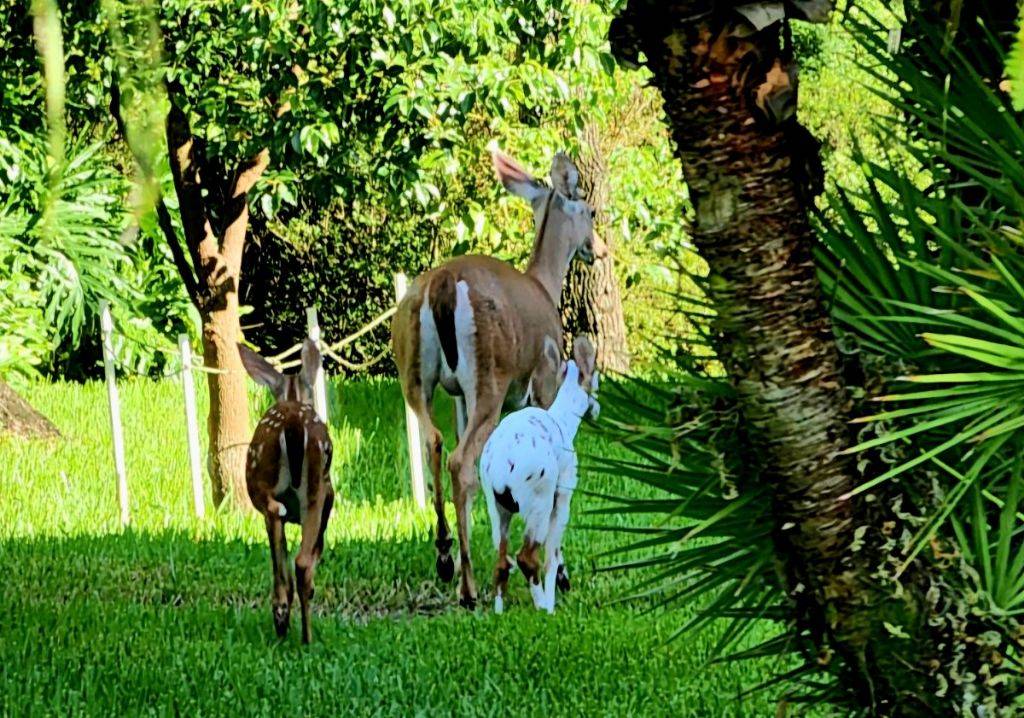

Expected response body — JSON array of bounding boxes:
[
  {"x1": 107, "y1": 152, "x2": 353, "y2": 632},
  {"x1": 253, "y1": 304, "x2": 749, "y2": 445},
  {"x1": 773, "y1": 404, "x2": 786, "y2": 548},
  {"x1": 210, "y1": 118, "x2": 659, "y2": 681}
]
[{"x1": 1, "y1": 377, "x2": 790, "y2": 716}]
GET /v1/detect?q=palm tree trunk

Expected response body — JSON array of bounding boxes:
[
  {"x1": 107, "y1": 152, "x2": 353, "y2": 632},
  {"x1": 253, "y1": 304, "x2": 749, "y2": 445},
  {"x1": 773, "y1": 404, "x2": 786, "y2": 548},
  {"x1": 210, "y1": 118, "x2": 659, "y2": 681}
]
[{"x1": 610, "y1": 4, "x2": 945, "y2": 714}]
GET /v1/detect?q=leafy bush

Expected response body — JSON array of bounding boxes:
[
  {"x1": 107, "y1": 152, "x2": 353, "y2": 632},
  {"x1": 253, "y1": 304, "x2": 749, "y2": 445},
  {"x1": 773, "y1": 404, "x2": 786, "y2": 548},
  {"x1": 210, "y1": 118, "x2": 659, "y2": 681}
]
[{"x1": 0, "y1": 129, "x2": 190, "y2": 381}]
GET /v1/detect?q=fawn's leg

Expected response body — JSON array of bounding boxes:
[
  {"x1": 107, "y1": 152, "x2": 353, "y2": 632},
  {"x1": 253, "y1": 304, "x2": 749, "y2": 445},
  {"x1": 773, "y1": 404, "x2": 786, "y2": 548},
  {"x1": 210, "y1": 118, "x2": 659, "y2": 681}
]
[
  {"x1": 264, "y1": 511, "x2": 291, "y2": 638},
  {"x1": 295, "y1": 495, "x2": 326, "y2": 645}
]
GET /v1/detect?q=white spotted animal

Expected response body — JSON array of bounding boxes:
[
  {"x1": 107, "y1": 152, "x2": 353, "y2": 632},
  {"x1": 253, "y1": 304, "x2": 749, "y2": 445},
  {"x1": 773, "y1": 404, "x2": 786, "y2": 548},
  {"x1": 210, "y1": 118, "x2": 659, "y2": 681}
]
[{"x1": 480, "y1": 336, "x2": 599, "y2": 613}]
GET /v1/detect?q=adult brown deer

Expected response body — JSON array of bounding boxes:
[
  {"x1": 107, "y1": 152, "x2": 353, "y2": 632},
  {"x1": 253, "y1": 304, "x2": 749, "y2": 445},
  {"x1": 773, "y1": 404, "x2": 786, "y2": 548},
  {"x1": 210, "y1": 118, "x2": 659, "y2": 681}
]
[
  {"x1": 392, "y1": 147, "x2": 603, "y2": 608},
  {"x1": 239, "y1": 339, "x2": 334, "y2": 643}
]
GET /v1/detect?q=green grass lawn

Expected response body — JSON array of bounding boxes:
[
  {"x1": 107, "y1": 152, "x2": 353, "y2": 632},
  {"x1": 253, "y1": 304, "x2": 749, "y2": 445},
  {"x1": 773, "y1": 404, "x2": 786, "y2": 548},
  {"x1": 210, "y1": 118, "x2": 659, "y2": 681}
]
[{"x1": 1, "y1": 377, "x2": 790, "y2": 717}]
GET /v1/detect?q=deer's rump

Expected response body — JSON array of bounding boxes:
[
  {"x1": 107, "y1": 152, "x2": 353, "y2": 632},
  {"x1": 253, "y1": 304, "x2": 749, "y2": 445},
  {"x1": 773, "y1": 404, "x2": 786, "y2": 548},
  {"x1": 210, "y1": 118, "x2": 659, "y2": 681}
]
[{"x1": 395, "y1": 255, "x2": 563, "y2": 407}]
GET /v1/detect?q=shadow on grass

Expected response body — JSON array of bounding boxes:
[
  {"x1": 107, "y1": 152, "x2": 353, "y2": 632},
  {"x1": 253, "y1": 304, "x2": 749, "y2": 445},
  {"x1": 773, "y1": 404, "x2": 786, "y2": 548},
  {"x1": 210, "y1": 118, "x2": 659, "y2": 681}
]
[{"x1": 4, "y1": 529, "x2": 459, "y2": 620}]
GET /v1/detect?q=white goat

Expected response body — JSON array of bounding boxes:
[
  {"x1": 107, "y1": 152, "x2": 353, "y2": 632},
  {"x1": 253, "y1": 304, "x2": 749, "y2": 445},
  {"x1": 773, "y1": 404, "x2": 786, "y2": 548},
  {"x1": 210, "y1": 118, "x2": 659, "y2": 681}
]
[{"x1": 480, "y1": 336, "x2": 599, "y2": 613}]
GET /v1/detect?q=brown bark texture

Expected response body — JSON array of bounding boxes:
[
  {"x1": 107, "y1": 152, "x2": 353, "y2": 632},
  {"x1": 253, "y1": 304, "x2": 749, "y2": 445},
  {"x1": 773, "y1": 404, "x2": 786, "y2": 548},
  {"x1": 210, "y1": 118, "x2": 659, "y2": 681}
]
[
  {"x1": 0, "y1": 379, "x2": 60, "y2": 439},
  {"x1": 162, "y1": 101, "x2": 269, "y2": 508},
  {"x1": 610, "y1": 3, "x2": 944, "y2": 714},
  {"x1": 560, "y1": 122, "x2": 630, "y2": 373}
]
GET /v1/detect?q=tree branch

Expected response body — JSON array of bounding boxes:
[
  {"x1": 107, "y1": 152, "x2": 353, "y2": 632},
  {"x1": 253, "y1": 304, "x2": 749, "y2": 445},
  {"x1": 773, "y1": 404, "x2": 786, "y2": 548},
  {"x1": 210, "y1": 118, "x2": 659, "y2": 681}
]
[
  {"x1": 156, "y1": 200, "x2": 203, "y2": 307},
  {"x1": 109, "y1": 77, "x2": 202, "y2": 307},
  {"x1": 231, "y1": 149, "x2": 271, "y2": 197},
  {"x1": 166, "y1": 95, "x2": 217, "y2": 278},
  {"x1": 221, "y1": 149, "x2": 270, "y2": 273}
]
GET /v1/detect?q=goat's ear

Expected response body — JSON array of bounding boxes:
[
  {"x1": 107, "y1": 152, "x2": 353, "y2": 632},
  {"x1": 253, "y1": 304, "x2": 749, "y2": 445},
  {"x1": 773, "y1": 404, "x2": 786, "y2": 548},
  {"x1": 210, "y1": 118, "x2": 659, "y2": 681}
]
[
  {"x1": 572, "y1": 335, "x2": 597, "y2": 382},
  {"x1": 490, "y1": 144, "x2": 546, "y2": 202},
  {"x1": 527, "y1": 335, "x2": 563, "y2": 408},
  {"x1": 550, "y1": 152, "x2": 580, "y2": 200},
  {"x1": 301, "y1": 338, "x2": 322, "y2": 390},
  {"x1": 238, "y1": 343, "x2": 284, "y2": 394}
]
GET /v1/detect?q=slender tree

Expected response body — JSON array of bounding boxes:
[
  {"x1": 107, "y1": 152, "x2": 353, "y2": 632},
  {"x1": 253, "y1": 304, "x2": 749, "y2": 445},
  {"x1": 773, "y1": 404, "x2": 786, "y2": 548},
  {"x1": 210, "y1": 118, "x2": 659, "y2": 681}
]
[{"x1": 113, "y1": 83, "x2": 268, "y2": 507}]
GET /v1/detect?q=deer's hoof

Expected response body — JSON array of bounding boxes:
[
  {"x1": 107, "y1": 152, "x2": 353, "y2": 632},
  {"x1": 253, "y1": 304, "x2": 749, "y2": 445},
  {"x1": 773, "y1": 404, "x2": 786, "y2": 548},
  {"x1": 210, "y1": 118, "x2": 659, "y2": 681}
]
[
  {"x1": 272, "y1": 605, "x2": 290, "y2": 638},
  {"x1": 436, "y1": 553, "x2": 455, "y2": 583},
  {"x1": 556, "y1": 566, "x2": 571, "y2": 593}
]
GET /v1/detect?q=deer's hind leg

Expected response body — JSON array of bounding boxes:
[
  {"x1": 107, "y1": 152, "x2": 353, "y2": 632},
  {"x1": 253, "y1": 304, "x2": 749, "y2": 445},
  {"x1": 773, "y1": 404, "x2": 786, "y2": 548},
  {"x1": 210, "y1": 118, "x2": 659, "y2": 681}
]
[
  {"x1": 403, "y1": 379, "x2": 454, "y2": 583},
  {"x1": 447, "y1": 378, "x2": 509, "y2": 609},
  {"x1": 295, "y1": 495, "x2": 326, "y2": 645}
]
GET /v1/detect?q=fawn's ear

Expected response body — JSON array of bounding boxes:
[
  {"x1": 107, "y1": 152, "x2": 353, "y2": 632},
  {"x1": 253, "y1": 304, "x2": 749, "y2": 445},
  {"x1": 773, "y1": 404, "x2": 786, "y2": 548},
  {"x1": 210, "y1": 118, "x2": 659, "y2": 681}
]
[
  {"x1": 572, "y1": 335, "x2": 597, "y2": 384},
  {"x1": 300, "y1": 338, "x2": 322, "y2": 391},
  {"x1": 490, "y1": 144, "x2": 546, "y2": 203},
  {"x1": 550, "y1": 152, "x2": 580, "y2": 200},
  {"x1": 238, "y1": 343, "x2": 284, "y2": 394}
]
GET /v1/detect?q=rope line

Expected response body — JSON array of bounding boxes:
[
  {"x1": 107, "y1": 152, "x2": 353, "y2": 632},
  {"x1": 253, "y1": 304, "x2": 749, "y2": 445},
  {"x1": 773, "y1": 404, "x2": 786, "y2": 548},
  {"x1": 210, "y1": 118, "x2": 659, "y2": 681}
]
[{"x1": 104, "y1": 303, "x2": 398, "y2": 377}]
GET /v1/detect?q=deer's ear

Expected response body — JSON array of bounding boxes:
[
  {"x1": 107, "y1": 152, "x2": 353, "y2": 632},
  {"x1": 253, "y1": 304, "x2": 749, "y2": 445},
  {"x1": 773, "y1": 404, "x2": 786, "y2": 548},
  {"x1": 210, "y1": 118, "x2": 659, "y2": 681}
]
[
  {"x1": 542, "y1": 335, "x2": 561, "y2": 371},
  {"x1": 238, "y1": 343, "x2": 284, "y2": 393},
  {"x1": 572, "y1": 335, "x2": 597, "y2": 380},
  {"x1": 301, "y1": 338, "x2": 322, "y2": 390},
  {"x1": 491, "y1": 145, "x2": 546, "y2": 202},
  {"x1": 550, "y1": 152, "x2": 580, "y2": 200}
]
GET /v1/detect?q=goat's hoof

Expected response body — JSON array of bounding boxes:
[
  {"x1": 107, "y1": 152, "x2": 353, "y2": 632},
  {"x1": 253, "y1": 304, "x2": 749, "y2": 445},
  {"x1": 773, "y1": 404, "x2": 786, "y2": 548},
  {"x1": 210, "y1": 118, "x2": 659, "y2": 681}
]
[
  {"x1": 556, "y1": 566, "x2": 571, "y2": 593},
  {"x1": 494, "y1": 595, "x2": 504, "y2": 614},
  {"x1": 436, "y1": 554, "x2": 455, "y2": 583},
  {"x1": 458, "y1": 594, "x2": 477, "y2": 610}
]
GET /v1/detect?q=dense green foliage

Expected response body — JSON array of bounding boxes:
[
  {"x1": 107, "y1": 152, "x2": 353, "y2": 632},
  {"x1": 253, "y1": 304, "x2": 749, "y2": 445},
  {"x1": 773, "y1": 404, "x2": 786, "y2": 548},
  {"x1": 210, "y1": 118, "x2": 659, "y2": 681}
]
[
  {"x1": 0, "y1": 378, "x2": 794, "y2": 716},
  {"x1": 0, "y1": 0, "x2": 896, "y2": 380},
  {"x1": 2, "y1": 0, "x2": 694, "y2": 374},
  {"x1": 817, "y1": 9, "x2": 1024, "y2": 624}
]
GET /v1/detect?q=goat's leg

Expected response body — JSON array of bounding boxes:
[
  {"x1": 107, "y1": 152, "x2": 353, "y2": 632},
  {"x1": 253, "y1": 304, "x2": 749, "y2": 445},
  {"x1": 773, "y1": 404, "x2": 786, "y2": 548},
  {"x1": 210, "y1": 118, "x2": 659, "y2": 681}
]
[
  {"x1": 295, "y1": 497, "x2": 326, "y2": 645},
  {"x1": 264, "y1": 511, "x2": 291, "y2": 638},
  {"x1": 449, "y1": 389, "x2": 505, "y2": 609},
  {"x1": 516, "y1": 538, "x2": 544, "y2": 610},
  {"x1": 555, "y1": 552, "x2": 570, "y2": 593},
  {"x1": 542, "y1": 489, "x2": 572, "y2": 613},
  {"x1": 493, "y1": 510, "x2": 512, "y2": 613}
]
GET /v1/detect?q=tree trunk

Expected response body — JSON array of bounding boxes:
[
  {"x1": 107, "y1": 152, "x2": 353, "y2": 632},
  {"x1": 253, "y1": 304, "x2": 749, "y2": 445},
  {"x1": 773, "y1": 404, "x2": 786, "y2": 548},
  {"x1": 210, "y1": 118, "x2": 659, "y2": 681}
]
[
  {"x1": 561, "y1": 122, "x2": 630, "y2": 372},
  {"x1": 161, "y1": 101, "x2": 268, "y2": 509},
  {"x1": 202, "y1": 304, "x2": 250, "y2": 507},
  {"x1": 610, "y1": 3, "x2": 944, "y2": 714},
  {"x1": 0, "y1": 380, "x2": 60, "y2": 439}
]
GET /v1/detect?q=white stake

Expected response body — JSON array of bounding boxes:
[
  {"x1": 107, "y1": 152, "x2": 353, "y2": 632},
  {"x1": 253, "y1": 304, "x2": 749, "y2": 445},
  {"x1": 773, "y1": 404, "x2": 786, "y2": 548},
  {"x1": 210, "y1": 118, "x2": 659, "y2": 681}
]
[
  {"x1": 99, "y1": 301, "x2": 129, "y2": 527},
  {"x1": 305, "y1": 306, "x2": 330, "y2": 423},
  {"x1": 395, "y1": 272, "x2": 426, "y2": 508},
  {"x1": 179, "y1": 334, "x2": 205, "y2": 519}
]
